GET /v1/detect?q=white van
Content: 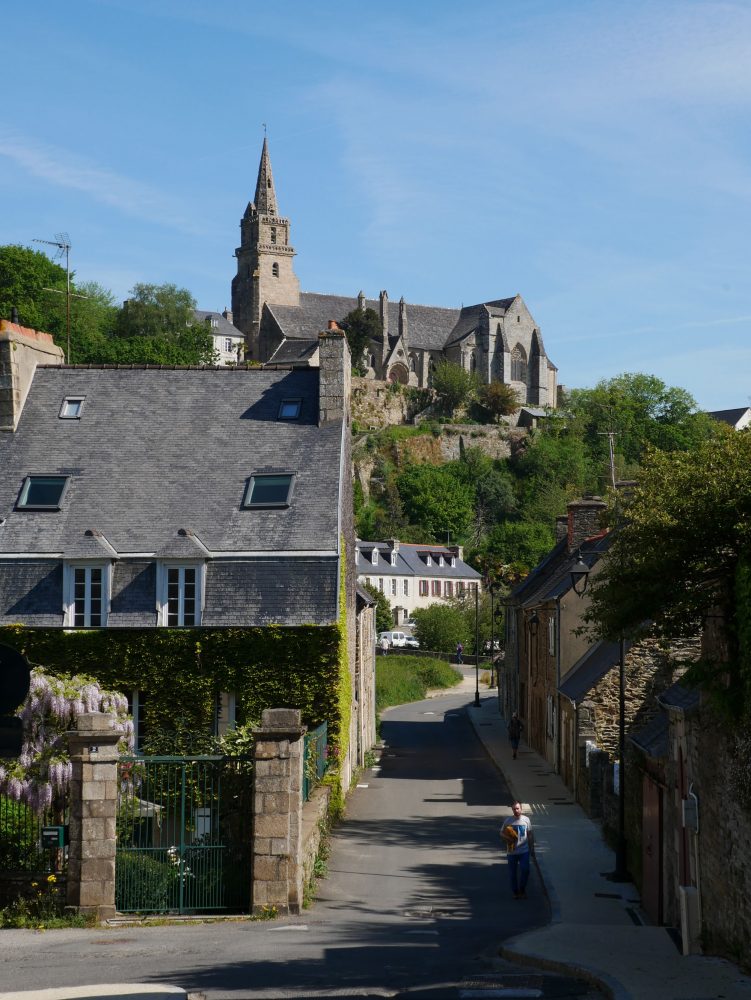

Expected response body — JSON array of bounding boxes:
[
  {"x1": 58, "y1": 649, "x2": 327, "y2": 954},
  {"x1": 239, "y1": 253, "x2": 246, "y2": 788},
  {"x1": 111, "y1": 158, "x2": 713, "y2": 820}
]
[{"x1": 378, "y1": 630, "x2": 407, "y2": 648}]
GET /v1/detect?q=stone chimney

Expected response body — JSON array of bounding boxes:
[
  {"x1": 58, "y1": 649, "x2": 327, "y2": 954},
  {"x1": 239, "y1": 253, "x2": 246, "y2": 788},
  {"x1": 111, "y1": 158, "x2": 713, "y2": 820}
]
[
  {"x1": 448, "y1": 544, "x2": 464, "y2": 562},
  {"x1": 555, "y1": 515, "x2": 568, "y2": 543},
  {"x1": 388, "y1": 538, "x2": 400, "y2": 553},
  {"x1": 222, "y1": 307, "x2": 234, "y2": 324},
  {"x1": 318, "y1": 322, "x2": 351, "y2": 426},
  {"x1": 0, "y1": 320, "x2": 65, "y2": 432},
  {"x1": 566, "y1": 496, "x2": 606, "y2": 553}
]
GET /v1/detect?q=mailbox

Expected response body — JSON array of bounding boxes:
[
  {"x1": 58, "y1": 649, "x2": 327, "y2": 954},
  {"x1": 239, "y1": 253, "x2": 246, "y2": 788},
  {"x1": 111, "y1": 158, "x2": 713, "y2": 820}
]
[{"x1": 41, "y1": 826, "x2": 66, "y2": 849}]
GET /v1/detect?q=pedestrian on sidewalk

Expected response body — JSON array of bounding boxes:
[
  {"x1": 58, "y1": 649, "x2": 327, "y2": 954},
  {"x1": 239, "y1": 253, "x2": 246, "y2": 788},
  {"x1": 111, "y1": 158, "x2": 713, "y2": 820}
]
[
  {"x1": 456, "y1": 642, "x2": 464, "y2": 664},
  {"x1": 380, "y1": 635, "x2": 389, "y2": 656},
  {"x1": 500, "y1": 801, "x2": 534, "y2": 900},
  {"x1": 508, "y1": 712, "x2": 523, "y2": 759}
]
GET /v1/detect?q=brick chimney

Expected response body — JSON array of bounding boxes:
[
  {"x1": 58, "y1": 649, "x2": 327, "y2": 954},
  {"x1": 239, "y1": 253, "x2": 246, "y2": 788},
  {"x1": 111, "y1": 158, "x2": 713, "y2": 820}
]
[
  {"x1": 0, "y1": 320, "x2": 65, "y2": 432},
  {"x1": 566, "y1": 495, "x2": 606, "y2": 552},
  {"x1": 318, "y1": 322, "x2": 351, "y2": 426}
]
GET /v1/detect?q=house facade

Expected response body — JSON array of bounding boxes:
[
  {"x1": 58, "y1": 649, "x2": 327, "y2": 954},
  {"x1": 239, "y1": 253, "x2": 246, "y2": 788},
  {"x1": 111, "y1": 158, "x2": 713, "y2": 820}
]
[
  {"x1": 0, "y1": 318, "x2": 374, "y2": 785},
  {"x1": 231, "y1": 140, "x2": 558, "y2": 412},
  {"x1": 355, "y1": 538, "x2": 481, "y2": 626},
  {"x1": 194, "y1": 308, "x2": 245, "y2": 366}
]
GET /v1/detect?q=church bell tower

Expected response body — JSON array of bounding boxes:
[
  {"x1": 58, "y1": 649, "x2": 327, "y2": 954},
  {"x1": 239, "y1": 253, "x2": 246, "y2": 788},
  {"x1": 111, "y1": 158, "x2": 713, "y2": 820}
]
[{"x1": 231, "y1": 138, "x2": 300, "y2": 359}]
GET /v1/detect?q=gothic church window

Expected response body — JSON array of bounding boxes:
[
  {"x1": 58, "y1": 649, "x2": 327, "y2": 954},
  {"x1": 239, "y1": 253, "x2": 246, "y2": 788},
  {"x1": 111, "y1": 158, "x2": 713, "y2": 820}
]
[
  {"x1": 511, "y1": 345, "x2": 527, "y2": 383},
  {"x1": 272, "y1": 262, "x2": 280, "y2": 278},
  {"x1": 270, "y1": 227, "x2": 277, "y2": 244}
]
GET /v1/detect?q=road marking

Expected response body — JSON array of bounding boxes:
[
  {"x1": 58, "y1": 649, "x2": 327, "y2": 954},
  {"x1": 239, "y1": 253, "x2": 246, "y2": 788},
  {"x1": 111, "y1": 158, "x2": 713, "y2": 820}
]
[
  {"x1": 270, "y1": 924, "x2": 309, "y2": 932},
  {"x1": 357, "y1": 783, "x2": 369, "y2": 788}
]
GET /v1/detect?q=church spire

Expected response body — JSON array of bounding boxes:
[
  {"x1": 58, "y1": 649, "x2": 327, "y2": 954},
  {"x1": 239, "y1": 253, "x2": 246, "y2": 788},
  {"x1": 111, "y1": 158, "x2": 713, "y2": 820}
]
[{"x1": 253, "y1": 138, "x2": 278, "y2": 216}]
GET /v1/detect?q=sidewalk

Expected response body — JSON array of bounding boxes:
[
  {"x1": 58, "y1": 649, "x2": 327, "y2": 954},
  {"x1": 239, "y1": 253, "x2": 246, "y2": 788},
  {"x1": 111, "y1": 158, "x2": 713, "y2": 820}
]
[{"x1": 464, "y1": 687, "x2": 751, "y2": 1000}]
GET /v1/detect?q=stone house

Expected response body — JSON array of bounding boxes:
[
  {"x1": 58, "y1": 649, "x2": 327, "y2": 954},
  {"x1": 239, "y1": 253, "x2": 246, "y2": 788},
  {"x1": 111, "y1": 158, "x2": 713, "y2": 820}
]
[
  {"x1": 231, "y1": 140, "x2": 558, "y2": 412},
  {"x1": 356, "y1": 539, "x2": 481, "y2": 627},
  {"x1": 0, "y1": 317, "x2": 375, "y2": 786},
  {"x1": 194, "y1": 308, "x2": 244, "y2": 366}
]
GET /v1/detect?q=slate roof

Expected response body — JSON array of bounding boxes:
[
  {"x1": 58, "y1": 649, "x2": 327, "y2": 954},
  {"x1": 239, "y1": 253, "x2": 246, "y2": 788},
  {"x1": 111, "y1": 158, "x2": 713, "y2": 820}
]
[
  {"x1": 629, "y1": 712, "x2": 669, "y2": 758},
  {"x1": 266, "y1": 339, "x2": 319, "y2": 365},
  {"x1": 267, "y1": 293, "x2": 465, "y2": 353},
  {"x1": 0, "y1": 366, "x2": 343, "y2": 557},
  {"x1": 356, "y1": 540, "x2": 481, "y2": 580},
  {"x1": 559, "y1": 639, "x2": 627, "y2": 703},
  {"x1": 657, "y1": 680, "x2": 701, "y2": 713},
  {"x1": 709, "y1": 407, "x2": 751, "y2": 429},
  {"x1": 509, "y1": 531, "x2": 612, "y2": 609},
  {"x1": 194, "y1": 310, "x2": 243, "y2": 338}
]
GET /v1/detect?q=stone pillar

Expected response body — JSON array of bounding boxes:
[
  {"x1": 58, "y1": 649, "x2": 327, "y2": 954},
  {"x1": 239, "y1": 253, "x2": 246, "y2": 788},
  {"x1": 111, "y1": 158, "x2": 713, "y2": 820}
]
[
  {"x1": 252, "y1": 708, "x2": 306, "y2": 915},
  {"x1": 66, "y1": 713, "x2": 121, "y2": 920}
]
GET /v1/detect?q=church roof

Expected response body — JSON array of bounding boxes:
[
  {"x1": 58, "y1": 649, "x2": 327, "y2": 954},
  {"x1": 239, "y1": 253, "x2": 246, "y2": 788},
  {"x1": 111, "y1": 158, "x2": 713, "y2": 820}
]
[{"x1": 265, "y1": 293, "x2": 530, "y2": 354}]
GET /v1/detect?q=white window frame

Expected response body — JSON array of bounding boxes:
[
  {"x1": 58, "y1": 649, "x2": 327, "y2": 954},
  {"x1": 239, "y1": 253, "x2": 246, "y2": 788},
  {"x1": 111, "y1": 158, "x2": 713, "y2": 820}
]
[
  {"x1": 390, "y1": 578, "x2": 397, "y2": 596},
  {"x1": 438, "y1": 555, "x2": 445, "y2": 567},
  {"x1": 426, "y1": 554, "x2": 432, "y2": 567},
  {"x1": 59, "y1": 397, "x2": 85, "y2": 419},
  {"x1": 403, "y1": 579, "x2": 409, "y2": 597},
  {"x1": 372, "y1": 549, "x2": 379, "y2": 566},
  {"x1": 223, "y1": 337, "x2": 234, "y2": 354},
  {"x1": 156, "y1": 561, "x2": 205, "y2": 627},
  {"x1": 390, "y1": 552, "x2": 397, "y2": 567},
  {"x1": 419, "y1": 580, "x2": 428, "y2": 596},
  {"x1": 63, "y1": 561, "x2": 112, "y2": 628}
]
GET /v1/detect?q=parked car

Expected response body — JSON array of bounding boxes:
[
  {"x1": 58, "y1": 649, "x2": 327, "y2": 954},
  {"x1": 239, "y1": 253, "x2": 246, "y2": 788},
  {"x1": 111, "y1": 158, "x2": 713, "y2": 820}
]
[
  {"x1": 404, "y1": 636, "x2": 420, "y2": 649},
  {"x1": 378, "y1": 630, "x2": 407, "y2": 648},
  {"x1": 404, "y1": 619, "x2": 417, "y2": 629}
]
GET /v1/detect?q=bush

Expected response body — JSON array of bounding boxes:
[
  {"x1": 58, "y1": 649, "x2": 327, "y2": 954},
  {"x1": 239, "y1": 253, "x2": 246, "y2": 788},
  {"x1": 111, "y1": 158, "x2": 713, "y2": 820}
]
[{"x1": 376, "y1": 655, "x2": 461, "y2": 712}]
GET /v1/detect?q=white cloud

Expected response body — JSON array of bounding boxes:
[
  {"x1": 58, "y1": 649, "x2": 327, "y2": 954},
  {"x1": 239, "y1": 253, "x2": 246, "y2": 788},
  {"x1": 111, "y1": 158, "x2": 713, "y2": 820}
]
[{"x1": 0, "y1": 130, "x2": 205, "y2": 236}]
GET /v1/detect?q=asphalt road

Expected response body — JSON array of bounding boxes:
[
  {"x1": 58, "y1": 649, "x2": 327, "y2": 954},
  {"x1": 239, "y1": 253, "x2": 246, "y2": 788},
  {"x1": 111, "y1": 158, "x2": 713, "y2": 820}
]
[{"x1": 0, "y1": 689, "x2": 600, "y2": 998}]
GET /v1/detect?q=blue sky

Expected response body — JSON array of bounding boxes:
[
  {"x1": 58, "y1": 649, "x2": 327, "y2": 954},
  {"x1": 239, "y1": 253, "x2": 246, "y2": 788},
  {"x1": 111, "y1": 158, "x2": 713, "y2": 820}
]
[{"x1": 3, "y1": 0, "x2": 750, "y2": 410}]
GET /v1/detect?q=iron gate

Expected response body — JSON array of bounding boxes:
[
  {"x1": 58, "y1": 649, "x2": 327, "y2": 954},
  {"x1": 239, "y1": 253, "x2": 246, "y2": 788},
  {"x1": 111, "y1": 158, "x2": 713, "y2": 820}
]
[{"x1": 116, "y1": 756, "x2": 253, "y2": 914}]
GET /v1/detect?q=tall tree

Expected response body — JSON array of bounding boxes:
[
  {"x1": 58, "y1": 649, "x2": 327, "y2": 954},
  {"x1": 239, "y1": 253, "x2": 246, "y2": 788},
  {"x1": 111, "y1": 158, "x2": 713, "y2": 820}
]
[
  {"x1": 0, "y1": 244, "x2": 69, "y2": 338},
  {"x1": 431, "y1": 360, "x2": 478, "y2": 416},
  {"x1": 396, "y1": 463, "x2": 476, "y2": 542}
]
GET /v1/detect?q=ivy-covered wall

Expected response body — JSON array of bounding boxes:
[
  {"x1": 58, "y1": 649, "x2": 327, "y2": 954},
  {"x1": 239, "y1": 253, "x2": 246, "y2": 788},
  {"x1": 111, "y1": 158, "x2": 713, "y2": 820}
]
[{"x1": 1, "y1": 624, "x2": 347, "y2": 756}]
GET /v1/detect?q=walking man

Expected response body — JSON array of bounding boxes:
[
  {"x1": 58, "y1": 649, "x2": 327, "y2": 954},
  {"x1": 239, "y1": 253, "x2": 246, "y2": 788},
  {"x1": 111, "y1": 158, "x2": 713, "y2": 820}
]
[
  {"x1": 500, "y1": 801, "x2": 534, "y2": 900},
  {"x1": 456, "y1": 642, "x2": 464, "y2": 665},
  {"x1": 508, "y1": 712, "x2": 523, "y2": 759}
]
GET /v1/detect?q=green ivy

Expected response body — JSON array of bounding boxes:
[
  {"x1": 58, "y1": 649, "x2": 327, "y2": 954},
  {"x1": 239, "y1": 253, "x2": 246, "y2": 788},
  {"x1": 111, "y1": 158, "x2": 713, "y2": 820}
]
[
  {"x1": 1, "y1": 623, "x2": 343, "y2": 753},
  {"x1": 736, "y1": 556, "x2": 751, "y2": 716}
]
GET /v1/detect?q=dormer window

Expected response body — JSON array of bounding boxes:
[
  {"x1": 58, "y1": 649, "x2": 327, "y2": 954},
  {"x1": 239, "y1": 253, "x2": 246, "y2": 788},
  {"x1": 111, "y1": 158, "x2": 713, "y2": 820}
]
[
  {"x1": 59, "y1": 397, "x2": 85, "y2": 419},
  {"x1": 426, "y1": 554, "x2": 432, "y2": 566},
  {"x1": 438, "y1": 555, "x2": 445, "y2": 567},
  {"x1": 243, "y1": 473, "x2": 294, "y2": 508},
  {"x1": 17, "y1": 476, "x2": 69, "y2": 510},
  {"x1": 278, "y1": 398, "x2": 302, "y2": 420},
  {"x1": 450, "y1": 556, "x2": 456, "y2": 567},
  {"x1": 390, "y1": 551, "x2": 397, "y2": 567},
  {"x1": 372, "y1": 549, "x2": 379, "y2": 566}
]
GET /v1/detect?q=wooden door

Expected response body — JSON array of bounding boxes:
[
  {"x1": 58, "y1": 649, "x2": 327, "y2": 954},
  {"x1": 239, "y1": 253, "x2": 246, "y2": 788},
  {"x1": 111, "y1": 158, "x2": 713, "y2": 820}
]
[{"x1": 642, "y1": 774, "x2": 663, "y2": 924}]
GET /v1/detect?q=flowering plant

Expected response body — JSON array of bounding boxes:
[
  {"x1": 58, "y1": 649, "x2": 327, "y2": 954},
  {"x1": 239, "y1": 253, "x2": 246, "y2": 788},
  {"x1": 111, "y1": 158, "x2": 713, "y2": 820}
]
[{"x1": 0, "y1": 668, "x2": 133, "y2": 815}]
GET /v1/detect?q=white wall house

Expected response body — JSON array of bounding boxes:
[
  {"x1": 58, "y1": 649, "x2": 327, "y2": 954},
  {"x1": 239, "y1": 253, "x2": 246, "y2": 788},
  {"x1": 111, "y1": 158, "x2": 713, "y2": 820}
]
[
  {"x1": 356, "y1": 539, "x2": 482, "y2": 626},
  {"x1": 195, "y1": 309, "x2": 245, "y2": 365}
]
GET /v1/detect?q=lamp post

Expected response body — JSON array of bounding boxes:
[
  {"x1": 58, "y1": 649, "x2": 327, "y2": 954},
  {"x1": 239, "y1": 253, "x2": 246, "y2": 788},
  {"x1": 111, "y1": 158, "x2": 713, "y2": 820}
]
[
  {"x1": 489, "y1": 582, "x2": 497, "y2": 689},
  {"x1": 474, "y1": 584, "x2": 481, "y2": 708},
  {"x1": 570, "y1": 552, "x2": 628, "y2": 881}
]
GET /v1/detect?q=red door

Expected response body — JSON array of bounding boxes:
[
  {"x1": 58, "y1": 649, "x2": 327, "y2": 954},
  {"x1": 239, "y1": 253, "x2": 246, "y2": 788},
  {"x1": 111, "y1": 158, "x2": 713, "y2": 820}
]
[{"x1": 642, "y1": 775, "x2": 663, "y2": 924}]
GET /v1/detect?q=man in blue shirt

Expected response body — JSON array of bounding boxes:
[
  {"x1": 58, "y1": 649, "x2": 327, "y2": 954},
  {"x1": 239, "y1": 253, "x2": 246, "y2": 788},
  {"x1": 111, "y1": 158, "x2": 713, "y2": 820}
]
[{"x1": 500, "y1": 801, "x2": 534, "y2": 899}]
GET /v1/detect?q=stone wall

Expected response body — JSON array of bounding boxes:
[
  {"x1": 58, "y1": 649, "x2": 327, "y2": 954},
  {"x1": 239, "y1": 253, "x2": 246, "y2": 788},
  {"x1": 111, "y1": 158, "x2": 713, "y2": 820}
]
[{"x1": 351, "y1": 377, "x2": 429, "y2": 429}]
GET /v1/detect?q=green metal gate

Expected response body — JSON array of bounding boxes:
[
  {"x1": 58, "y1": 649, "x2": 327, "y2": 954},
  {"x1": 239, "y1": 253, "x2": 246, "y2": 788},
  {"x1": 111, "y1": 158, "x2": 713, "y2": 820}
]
[{"x1": 116, "y1": 756, "x2": 253, "y2": 914}]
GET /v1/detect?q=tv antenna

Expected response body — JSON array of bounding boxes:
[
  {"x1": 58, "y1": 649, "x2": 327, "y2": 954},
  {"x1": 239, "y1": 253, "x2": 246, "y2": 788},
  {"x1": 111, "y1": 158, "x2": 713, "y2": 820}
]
[
  {"x1": 33, "y1": 233, "x2": 76, "y2": 363},
  {"x1": 598, "y1": 430, "x2": 617, "y2": 490}
]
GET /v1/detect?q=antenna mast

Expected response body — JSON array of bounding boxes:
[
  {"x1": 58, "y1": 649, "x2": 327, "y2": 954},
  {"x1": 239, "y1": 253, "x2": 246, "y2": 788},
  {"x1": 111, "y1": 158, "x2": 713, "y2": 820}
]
[{"x1": 34, "y1": 234, "x2": 71, "y2": 362}]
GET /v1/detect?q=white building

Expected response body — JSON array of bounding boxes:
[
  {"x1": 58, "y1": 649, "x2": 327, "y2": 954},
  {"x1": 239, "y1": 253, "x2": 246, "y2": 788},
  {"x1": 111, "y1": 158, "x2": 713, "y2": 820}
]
[
  {"x1": 356, "y1": 539, "x2": 482, "y2": 626},
  {"x1": 195, "y1": 309, "x2": 245, "y2": 366}
]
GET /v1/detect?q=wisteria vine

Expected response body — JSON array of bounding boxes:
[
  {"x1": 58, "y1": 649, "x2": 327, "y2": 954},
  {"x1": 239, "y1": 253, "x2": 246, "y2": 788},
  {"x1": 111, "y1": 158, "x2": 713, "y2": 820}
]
[{"x1": 0, "y1": 668, "x2": 134, "y2": 815}]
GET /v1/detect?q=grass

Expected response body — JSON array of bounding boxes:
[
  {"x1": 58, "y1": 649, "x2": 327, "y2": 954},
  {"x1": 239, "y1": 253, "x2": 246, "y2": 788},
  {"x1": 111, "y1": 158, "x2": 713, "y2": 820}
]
[{"x1": 376, "y1": 654, "x2": 462, "y2": 713}]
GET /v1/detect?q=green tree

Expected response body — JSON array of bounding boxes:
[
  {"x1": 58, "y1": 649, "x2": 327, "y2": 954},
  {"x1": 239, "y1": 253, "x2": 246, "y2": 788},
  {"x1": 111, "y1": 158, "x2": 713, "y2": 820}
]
[
  {"x1": 339, "y1": 307, "x2": 382, "y2": 375},
  {"x1": 361, "y1": 582, "x2": 394, "y2": 634},
  {"x1": 412, "y1": 603, "x2": 468, "y2": 653},
  {"x1": 396, "y1": 463, "x2": 476, "y2": 542},
  {"x1": 569, "y1": 373, "x2": 715, "y2": 471},
  {"x1": 512, "y1": 431, "x2": 596, "y2": 525},
  {"x1": 479, "y1": 381, "x2": 520, "y2": 422},
  {"x1": 481, "y1": 520, "x2": 555, "y2": 575},
  {"x1": 431, "y1": 360, "x2": 477, "y2": 416},
  {"x1": 584, "y1": 429, "x2": 751, "y2": 659},
  {"x1": 0, "y1": 244, "x2": 70, "y2": 339}
]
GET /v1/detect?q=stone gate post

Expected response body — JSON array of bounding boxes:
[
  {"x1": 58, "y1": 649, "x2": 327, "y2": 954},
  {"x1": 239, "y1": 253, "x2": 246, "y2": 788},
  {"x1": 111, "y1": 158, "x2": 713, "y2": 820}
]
[
  {"x1": 252, "y1": 708, "x2": 306, "y2": 915},
  {"x1": 66, "y1": 712, "x2": 121, "y2": 920}
]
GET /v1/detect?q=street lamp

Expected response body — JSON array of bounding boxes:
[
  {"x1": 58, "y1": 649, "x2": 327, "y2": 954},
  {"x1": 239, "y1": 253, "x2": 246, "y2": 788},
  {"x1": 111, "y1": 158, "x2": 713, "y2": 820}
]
[
  {"x1": 570, "y1": 552, "x2": 628, "y2": 881},
  {"x1": 474, "y1": 584, "x2": 481, "y2": 708},
  {"x1": 489, "y1": 582, "x2": 498, "y2": 689}
]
